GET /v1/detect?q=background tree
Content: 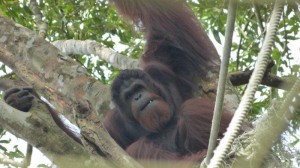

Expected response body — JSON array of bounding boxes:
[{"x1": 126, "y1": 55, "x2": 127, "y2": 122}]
[{"x1": 0, "y1": 0, "x2": 299, "y2": 167}]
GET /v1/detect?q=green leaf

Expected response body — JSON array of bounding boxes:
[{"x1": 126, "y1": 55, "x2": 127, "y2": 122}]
[{"x1": 212, "y1": 29, "x2": 221, "y2": 44}]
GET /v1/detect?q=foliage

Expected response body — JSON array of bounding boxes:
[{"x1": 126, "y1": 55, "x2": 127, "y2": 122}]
[{"x1": 0, "y1": 139, "x2": 25, "y2": 164}]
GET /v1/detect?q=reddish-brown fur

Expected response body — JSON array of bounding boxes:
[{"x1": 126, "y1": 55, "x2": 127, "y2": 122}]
[
  {"x1": 112, "y1": 0, "x2": 219, "y2": 100},
  {"x1": 3, "y1": 0, "x2": 231, "y2": 164},
  {"x1": 104, "y1": 0, "x2": 232, "y2": 164},
  {"x1": 123, "y1": 98, "x2": 231, "y2": 161}
]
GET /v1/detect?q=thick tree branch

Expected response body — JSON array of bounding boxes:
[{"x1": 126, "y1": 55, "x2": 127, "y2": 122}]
[
  {"x1": 0, "y1": 78, "x2": 29, "y2": 91},
  {"x1": 0, "y1": 14, "x2": 111, "y2": 121},
  {"x1": 74, "y1": 101, "x2": 143, "y2": 168},
  {"x1": 0, "y1": 79, "x2": 86, "y2": 164},
  {"x1": 0, "y1": 99, "x2": 90, "y2": 167},
  {"x1": 0, "y1": 14, "x2": 142, "y2": 167}
]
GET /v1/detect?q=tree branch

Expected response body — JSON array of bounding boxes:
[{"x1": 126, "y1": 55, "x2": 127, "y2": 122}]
[
  {"x1": 0, "y1": 98, "x2": 90, "y2": 167},
  {"x1": 21, "y1": 144, "x2": 33, "y2": 168},
  {"x1": 74, "y1": 101, "x2": 143, "y2": 168},
  {"x1": 52, "y1": 40, "x2": 140, "y2": 70},
  {"x1": 0, "y1": 14, "x2": 142, "y2": 167},
  {"x1": 29, "y1": 0, "x2": 48, "y2": 38},
  {"x1": 0, "y1": 14, "x2": 110, "y2": 121},
  {"x1": 290, "y1": 2, "x2": 300, "y2": 20},
  {"x1": 229, "y1": 70, "x2": 296, "y2": 90}
]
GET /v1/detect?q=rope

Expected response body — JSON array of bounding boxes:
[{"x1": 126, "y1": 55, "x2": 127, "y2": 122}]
[{"x1": 208, "y1": 1, "x2": 284, "y2": 167}]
